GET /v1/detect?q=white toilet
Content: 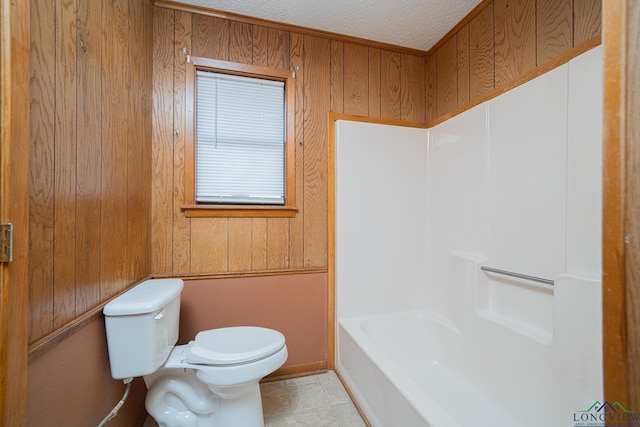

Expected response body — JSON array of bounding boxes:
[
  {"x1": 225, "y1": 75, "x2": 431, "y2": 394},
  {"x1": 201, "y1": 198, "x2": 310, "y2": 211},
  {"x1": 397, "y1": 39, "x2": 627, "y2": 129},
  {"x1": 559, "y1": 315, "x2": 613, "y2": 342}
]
[{"x1": 103, "y1": 278, "x2": 287, "y2": 427}]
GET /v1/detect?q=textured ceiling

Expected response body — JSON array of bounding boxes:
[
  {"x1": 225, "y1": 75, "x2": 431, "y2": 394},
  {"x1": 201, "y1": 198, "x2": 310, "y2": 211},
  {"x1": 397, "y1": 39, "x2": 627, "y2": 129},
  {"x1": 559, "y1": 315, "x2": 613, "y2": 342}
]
[{"x1": 176, "y1": 0, "x2": 484, "y2": 52}]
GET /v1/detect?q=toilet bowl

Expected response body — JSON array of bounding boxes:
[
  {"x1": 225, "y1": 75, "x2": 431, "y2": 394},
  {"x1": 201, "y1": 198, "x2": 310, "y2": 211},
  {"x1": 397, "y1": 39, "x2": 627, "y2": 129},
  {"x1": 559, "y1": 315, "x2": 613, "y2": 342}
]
[{"x1": 103, "y1": 278, "x2": 287, "y2": 427}]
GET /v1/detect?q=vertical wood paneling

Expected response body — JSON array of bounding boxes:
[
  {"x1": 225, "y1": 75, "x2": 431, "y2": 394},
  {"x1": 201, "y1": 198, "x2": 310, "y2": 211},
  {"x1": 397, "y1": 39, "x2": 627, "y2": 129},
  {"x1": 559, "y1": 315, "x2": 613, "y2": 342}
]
[
  {"x1": 494, "y1": 0, "x2": 536, "y2": 87},
  {"x1": 330, "y1": 40, "x2": 344, "y2": 113},
  {"x1": 428, "y1": 0, "x2": 601, "y2": 122},
  {"x1": 191, "y1": 219, "x2": 228, "y2": 272},
  {"x1": 266, "y1": 217, "x2": 289, "y2": 269},
  {"x1": 173, "y1": 11, "x2": 191, "y2": 273},
  {"x1": 29, "y1": 0, "x2": 153, "y2": 344},
  {"x1": 267, "y1": 28, "x2": 289, "y2": 69},
  {"x1": 152, "y1": 12, "x2": 418, "y2": 276},
  {"x1": 53, "y1": 0, "x2": 78, "y2": 328},
  {"x1": 75, "y1": 0, "x2": 103, "y2": 313},
  {"x1": 247, "y1": 25, "x2": 270, "y2": 270},
  {"x1": 29, "y1": 0, "x2": 55, "y2": 341},
  {"x1": 469, "y1": 3, "x2": 495, "y2": 101},
  {"x1": 344, "y1": 43, "x2": 369, "y2": 116},
  {"x1": 248, "y1": 23, "x2": 291, "y2": 269},
  {"x1": 100, "y1": 0, "x2": 130, "y2": 300},
  {"x1": 267, "y1": 27, "x2": 291, "y2": 269},
  {"x1": 132, "y1": 0, "x2": 153, "y2": 284},
  {"x1": 574, "y1": 0, "x2": 602, "y2": 46},
  {"x1": 368, "y1": 48, "x2": 381, "y2": 118},
  {"x1": 151, "y1": 8, "x2": 174, "y2": 274},
  {"x1": 303, "y1": 35, "x2": 331, "y2": 268},
  {"x1": 380, "y1": 50, "x2": 401, "y2": 120},
  {"x1": 191, "y1": 14, "x2": 229, "y2": 60},
  {"x1": 426, "y1": 54, "x2": 437, "y2": 122},
  {"x1": 229, "y1": 21, "x2": 252, "y2": 63},
  {"x1": 193, "y1": 216, "x2": 228, "y2": 272},
  {"x1": 457, "y1": 25, "x2": 470, "y2": 106},
  {"x1": 251, "y1": 218, "x2": 268, "y2": 270},
  {"x1": 127, "y1": 0, "x2": 152, "y2": 283},
  {"x1": 228, "y1": 218, "x2": 253, "y2": 271},
  {"x1": 401, "y1": 54, "x2": 426, "y2": 123},
  {"x1": 267, "y1": 219, "x2": 289, "y2": 269},
  {"x1": 436, "y1": 36, "x2": 458, "y2": 117},
  {"x1": 288, "y1": 32, "x2": 305, "y2": 269},
  {"x1": 251, "y1": 25, "x2": 269, "y2": 66},
  {"x1": 537, "y1": 0, "x2": 573, "y2": 64}
]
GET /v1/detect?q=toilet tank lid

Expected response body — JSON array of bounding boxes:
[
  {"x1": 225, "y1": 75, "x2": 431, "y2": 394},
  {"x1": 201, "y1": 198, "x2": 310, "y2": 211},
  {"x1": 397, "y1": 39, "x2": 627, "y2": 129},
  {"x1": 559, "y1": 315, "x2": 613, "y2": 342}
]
[{"x1": 103, "y1": 279, "x2": 184, "y2": 316}]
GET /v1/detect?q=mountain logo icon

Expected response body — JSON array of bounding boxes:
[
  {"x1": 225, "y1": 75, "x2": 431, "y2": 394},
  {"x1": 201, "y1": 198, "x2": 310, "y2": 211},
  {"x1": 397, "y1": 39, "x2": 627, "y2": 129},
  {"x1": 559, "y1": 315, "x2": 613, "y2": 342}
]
[{"x1": 578, "y1": 401, "x2": 636, "y2": 413}]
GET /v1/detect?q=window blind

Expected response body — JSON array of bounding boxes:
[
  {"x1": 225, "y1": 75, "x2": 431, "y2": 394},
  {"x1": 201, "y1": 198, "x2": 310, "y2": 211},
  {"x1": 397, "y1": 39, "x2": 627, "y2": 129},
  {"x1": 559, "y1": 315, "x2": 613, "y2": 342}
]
[{"x1": 195, "y1": 70, "x2": 285, "y2": 204}]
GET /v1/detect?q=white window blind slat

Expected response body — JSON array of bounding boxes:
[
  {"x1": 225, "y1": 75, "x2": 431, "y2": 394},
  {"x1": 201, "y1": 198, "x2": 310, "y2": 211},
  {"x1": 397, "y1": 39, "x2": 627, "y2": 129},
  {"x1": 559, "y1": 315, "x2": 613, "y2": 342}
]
[{"x1": 195, "y1": 70, "x2": 285, "y2": 204}]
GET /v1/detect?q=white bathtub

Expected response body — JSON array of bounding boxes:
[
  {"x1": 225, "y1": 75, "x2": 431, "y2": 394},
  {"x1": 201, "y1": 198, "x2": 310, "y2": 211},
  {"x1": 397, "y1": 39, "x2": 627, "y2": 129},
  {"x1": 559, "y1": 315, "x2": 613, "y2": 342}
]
[
  {"x1": 337, "y1": 311, "x2": 520, "y2": 427},
  {"x1": 337, "y1": 283, "x2": 602, "y2": 427},
  {"x1": 333, "y1": 47, "x2": 604, "y2": 427}
]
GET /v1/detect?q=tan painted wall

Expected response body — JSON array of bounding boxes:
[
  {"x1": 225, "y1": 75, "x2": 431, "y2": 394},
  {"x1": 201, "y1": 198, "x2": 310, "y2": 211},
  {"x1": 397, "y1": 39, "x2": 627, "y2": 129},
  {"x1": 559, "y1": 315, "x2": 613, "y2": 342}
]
[
  {"x1": 179, "y1": 273, "x2": 328, "y2": 371},
  {"x1": 27, "y1": 318, "x2": 146, "y2": 427}
]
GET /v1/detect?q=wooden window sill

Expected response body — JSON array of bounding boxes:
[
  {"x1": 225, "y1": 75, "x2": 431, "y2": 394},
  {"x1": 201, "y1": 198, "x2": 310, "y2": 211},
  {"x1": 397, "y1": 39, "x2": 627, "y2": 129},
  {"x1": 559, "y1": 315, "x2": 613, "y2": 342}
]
[{"x1": 181, "y1": 204, "x2": 298, "y2": 218}]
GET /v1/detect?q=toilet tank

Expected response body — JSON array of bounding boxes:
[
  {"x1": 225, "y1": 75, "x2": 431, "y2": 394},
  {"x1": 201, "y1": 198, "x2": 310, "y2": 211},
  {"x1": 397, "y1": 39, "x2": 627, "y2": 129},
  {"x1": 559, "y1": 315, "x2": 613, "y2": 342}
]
[{"x1": 103, "y1": 278, "x2": 184, "y2": 379}]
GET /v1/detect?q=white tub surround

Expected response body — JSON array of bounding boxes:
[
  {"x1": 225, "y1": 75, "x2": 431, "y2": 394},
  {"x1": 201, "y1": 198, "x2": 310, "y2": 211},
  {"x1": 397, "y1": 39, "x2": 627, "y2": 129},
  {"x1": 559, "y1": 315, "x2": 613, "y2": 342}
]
[{"x1": 333, "y1": 46, "x2": 603, "y2": 427}]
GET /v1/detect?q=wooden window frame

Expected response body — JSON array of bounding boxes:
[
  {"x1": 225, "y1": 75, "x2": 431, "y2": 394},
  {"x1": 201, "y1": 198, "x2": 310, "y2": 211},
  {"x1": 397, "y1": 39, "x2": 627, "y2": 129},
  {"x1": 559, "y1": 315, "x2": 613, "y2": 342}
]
[{"x1": 182, "y1": 56, "x2": 297, "y2": 218}]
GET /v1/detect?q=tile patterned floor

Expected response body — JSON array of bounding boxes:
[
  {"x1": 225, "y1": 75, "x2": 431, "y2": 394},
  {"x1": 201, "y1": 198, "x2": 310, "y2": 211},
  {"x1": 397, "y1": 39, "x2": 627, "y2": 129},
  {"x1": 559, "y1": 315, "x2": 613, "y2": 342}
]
[
  {"x1": 142, "y1": 370, "x2": 366, "y2": 427},
  {"x1": 261, "y1": 371, "x2": 366, "y2": 427}
]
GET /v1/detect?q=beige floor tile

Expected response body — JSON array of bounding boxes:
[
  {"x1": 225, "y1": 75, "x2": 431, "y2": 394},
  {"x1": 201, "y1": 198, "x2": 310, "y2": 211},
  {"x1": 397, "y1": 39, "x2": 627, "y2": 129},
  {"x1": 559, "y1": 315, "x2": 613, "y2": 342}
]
[
  {"x1": 264, "y1": 413, "x2": 298, "y2": 427},
  {"x1": 330, "y1": 402, "x2": 368, "y2": 427},
  {"x1": 321, "y1": 379, "x2": 351, "y2": 405},
  {"x1": 260, "y1": 381, "x2": 293, "y2": 419},
  {"x1": 284, "y1": 374, "x2": 321, "y2": 387},
  {"x1": 288, "y1": 406, "x2": 339, "y2": 426},
  {"x1": 288, "y1": 381, "x2": 330, "y2": 413},
  {"x1": 145, "y1": 371, "x2": 365, "y2": 426}
]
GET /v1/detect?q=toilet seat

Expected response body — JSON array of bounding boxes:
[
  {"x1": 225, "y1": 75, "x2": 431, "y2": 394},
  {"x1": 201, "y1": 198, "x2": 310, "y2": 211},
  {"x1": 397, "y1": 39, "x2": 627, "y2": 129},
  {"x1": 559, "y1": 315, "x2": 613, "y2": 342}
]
[{"x1": 186, "y1": 326, "x2": 286, "y2": 366}]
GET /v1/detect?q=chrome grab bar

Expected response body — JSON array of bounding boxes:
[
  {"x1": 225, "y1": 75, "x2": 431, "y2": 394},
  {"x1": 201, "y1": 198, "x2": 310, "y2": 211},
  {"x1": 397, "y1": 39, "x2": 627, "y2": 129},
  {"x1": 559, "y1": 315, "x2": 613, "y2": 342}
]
[{"x1": 480, "y1": 266, "x2": 554, "y2": 286}]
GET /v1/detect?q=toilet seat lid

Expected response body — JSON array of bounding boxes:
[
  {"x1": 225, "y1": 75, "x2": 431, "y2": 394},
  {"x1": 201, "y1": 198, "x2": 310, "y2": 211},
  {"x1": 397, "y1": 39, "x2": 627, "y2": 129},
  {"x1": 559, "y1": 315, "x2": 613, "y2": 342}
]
[{"x1": 186, "y1": 326, "x2": 285, "y2": 366}]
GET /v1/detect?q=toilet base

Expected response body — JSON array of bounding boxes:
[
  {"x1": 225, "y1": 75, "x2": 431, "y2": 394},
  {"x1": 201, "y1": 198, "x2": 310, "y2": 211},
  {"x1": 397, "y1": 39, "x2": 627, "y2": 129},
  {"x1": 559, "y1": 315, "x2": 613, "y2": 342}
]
[
  {"x1": 145, "y1": 369, "x2": 265, "y2": 427},
  {"x1": 208, "y1": 383, "x2": 264, "y2": 427}
]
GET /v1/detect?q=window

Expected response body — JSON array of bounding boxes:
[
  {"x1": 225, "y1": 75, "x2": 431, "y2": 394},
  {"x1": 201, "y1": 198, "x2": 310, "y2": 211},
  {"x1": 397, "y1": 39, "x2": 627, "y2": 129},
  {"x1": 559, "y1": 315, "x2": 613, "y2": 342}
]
[{"x1": 183, "y1": 57, "x2": 297, "y2": 217}]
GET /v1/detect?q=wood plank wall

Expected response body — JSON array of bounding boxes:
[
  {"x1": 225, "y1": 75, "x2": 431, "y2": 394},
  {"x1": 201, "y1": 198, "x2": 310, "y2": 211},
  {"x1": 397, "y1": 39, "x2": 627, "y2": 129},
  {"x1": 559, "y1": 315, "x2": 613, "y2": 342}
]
[
  {"x1": 26, "y1": 0, "x2": 603, "y2": 347},
  {"x1": 426, "y1": 0, "x2": 602, "y2": 122},
  {"x1": 28, "y1": 0, "x2": 153, "y2": 345},
  {"x1": 151, "y1": 7, "x2": 427, "y2": 275}
]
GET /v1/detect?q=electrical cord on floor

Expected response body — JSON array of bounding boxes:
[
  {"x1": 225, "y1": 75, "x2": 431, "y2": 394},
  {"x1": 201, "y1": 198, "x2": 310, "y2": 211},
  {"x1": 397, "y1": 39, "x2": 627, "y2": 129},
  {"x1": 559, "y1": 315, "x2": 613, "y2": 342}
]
[{"x1": 97, "y1": 377, "x2": 134, "y2": 427}]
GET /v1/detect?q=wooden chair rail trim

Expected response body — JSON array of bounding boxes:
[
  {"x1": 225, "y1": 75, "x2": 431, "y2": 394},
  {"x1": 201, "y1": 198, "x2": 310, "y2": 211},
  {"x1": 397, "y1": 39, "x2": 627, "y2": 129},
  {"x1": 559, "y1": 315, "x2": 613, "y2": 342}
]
[
  {"x1": 152, "y1": 268, "x2": 328, "y2": 281},
  {"x1": 27, "y1": 301, "x2": 109, "y2": 362}
]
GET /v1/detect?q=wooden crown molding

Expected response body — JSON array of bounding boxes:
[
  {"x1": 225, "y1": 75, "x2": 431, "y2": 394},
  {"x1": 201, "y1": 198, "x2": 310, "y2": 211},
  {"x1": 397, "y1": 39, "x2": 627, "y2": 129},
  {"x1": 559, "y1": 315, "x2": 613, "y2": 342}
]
[{"x1": 153, "y1": 0, "x2": 429, "y2": 57}]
